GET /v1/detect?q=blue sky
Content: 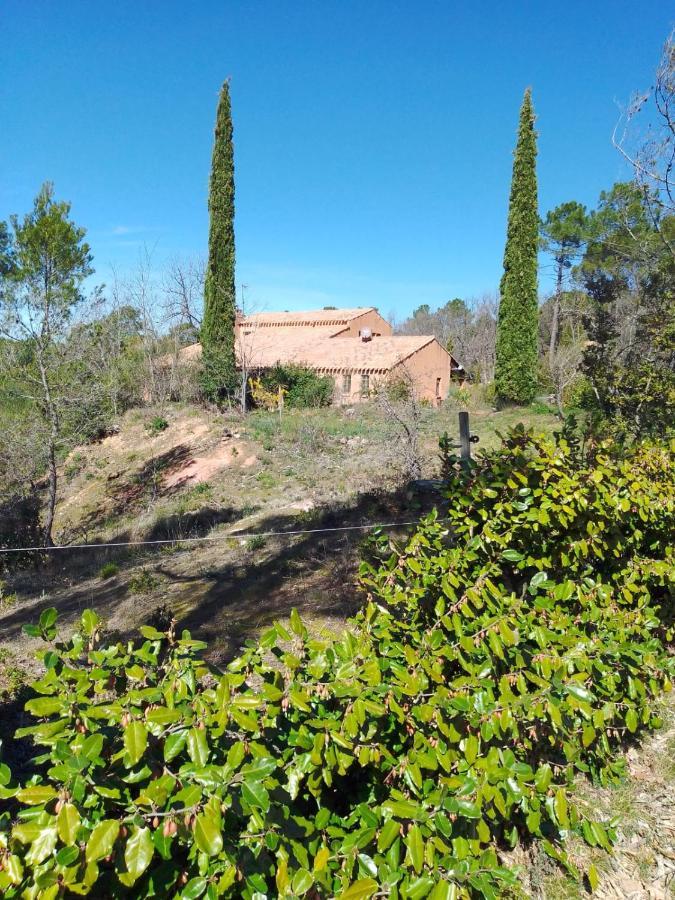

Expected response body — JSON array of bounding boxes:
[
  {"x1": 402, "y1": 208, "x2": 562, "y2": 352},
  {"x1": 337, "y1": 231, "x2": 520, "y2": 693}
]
[{"x1": 1, "y1": 2, "x2": 671, "y2": 319}]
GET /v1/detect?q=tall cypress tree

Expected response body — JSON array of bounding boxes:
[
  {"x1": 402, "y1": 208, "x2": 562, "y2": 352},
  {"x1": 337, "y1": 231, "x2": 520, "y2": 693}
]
[
  {"x1": 201, "y1": 80, "x2": 237, "y2": 401},
  {"x1": 495, "y1": 88, "x2": 539, "y2": 405}
]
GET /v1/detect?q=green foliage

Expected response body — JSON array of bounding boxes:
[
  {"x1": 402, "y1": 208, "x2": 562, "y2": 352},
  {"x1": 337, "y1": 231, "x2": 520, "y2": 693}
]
[
  {"x1": 540, "y1": 202, "x2": 588, "y2": 273},
  {"x1": 98, "y1": 562, "x2": 120, "y2": 581},
  {"x1": 258, "y1": 364, "x2": 334, "y2": 409},
  {"x1": 495, "y1": 90, "x2": 539, "y2": 405},
  {"x1": 6, "y1": 183, "x2": 93, "y2": 314},
  {"x1": 0, "y1": 183, "x2": 96, "y2": 544},
  {"x1": 201, "y1": 82, "x2": 238, "y2": 403},
  {"x1": 579, "y1": 182, "x2": 664, "y2": 284},
  {"x1": 245, "y1": 534, "x2": 267, "y2": 552},
  {"x1": 145, "y1": 416, "x2": 169, "y2": 436},
  {"x1": 1, "y1": 431, "x2": 673, "y2": 897},
  {"x1": 0, "y1": 648, "x2": 25, "y2": 700},
  {"x1": 0, "y1": 580, "x2": 18, "y2": 614},
  {"x1": 0, "y1": 492, "x2": 42, "y2": 570},
  {"x1": 128, "y1": 569, "x2": 160, "y2": 595},
  {"x1": 382, "y1": 377, "x2": 412, "y2": 403},
  {"x1": 562, "y1": 374, "x2": 594, "y2": 410},
  {"x1": 580, "y1": 256, "x2": 675, "y2": 437}
]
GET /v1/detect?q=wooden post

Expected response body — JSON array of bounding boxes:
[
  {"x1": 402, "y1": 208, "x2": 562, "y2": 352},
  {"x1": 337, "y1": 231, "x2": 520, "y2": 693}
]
[{"x1": 458, "y1": 411, "x2": 471, "y2": 464}]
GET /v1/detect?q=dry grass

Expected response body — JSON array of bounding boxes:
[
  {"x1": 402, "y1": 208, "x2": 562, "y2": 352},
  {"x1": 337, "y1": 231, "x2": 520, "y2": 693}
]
[
  {"x1": 0, "y1": 397, "x2": 559, "y2": 663},
  {"x1": 506, "y1": 695, "x2": 675, "y2": 899}
]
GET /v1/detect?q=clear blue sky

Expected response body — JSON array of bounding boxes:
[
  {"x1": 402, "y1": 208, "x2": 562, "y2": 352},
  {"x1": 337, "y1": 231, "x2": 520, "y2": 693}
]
[{"x1": 1, "y1": 1, "x2": 671, "y2": 319}]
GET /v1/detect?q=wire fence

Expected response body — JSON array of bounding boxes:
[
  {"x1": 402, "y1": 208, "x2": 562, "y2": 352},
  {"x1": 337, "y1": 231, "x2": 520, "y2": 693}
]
[{"x1": 0, "y1": 517, "x2": 449, "y2": 556}]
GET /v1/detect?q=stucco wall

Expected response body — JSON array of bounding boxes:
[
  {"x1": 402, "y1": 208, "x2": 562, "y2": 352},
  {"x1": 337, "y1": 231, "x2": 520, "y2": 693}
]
[
  {"x1": 333, "y1": 370, "x2": 387, "y2": 403},
  {"x1": 332, "y1": 338, "x2": 452, "y2": 405},
  {"x1": 394, "y1": 338, "x2": 453, "y2": 404},
  {"x1": 335, "y1": 310, "x2": 393, "y2": 338}
]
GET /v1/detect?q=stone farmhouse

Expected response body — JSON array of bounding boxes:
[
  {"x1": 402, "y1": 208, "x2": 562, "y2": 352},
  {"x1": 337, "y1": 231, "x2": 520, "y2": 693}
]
[{"x1": 174, "y1": 307, "x2": 464, "y2": 404}]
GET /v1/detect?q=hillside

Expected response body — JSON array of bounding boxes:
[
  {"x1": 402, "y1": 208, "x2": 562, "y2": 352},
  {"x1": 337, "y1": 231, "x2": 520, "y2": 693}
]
[
  {"x1": 1, "y1": 400, "x2": 674, "y2": 898},
  {"x1": 0, "y1": 399, "x2": 559, "y2": 665}
]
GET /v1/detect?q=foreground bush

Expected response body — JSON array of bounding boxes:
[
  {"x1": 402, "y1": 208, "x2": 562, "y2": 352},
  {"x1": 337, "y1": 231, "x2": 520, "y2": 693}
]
[
  {"x1": 258, "y1": 364, "x2": 334, "y2": 409},
  {"x1": 0, "y1": 430, "x2": 672, "y2": 898}
]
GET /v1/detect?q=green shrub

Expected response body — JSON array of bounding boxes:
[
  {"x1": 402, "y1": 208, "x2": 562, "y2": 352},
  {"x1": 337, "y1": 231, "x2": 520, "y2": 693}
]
[
  {"x1": 383, "y1": 377, "x2": 412, "y2": 402},
  {"x1": 64, "y1": 452, "x2": 86, "y2": 481},
  {"x1": 0, "y1": 647, "x2": 26, "y2": 700},
  {"x1": 0, "y1": 580, "x2": 18, "y2": 611},
  {"x1": 258, "y1": 364, "x2": 334, "y2": 409},
  {"x1": 255, "y1": 471, "x2": 276, "y2": 489},
  {"x1": 245, "y1": 534, "x2": 267, "y2": 552},
  {"x1": 0, "y1": 431, "x2": 672, "y2": 897},
  {"x1": 447, "y1": 384, "x2": 471, "y2": 409},
  {"x1": 145, "y1": 416, "x2": 169, "y2": 435},
  {"x1": 563, "y1": 373, "x2": 594, "y2": 410},
  {"x1": 480, "y1": 381, "x2": 497, "y2": 406},
  {"x1": 128, "y1": 569, "x2": 160, "y2": 595},
  {"x1": 98, "y1": 562, "x2": 120, "y2": 580},
  {"x1": 528, "y1": 399, "x2": 556, "y2": 415}
]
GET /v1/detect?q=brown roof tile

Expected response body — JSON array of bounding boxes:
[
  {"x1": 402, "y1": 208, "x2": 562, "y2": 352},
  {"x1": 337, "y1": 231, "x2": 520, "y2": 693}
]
[
  {"x1": 239, "y1": 308, "x2": 375, "y2": 329},
  {"x1": 174, "y1": 333, "x2": 447, "y2": 374}
]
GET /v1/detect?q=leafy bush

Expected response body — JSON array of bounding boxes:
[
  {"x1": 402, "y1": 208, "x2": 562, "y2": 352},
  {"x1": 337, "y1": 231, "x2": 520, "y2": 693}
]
[
  {"x1": 447, "y1": 385, "x2": 471, "y2": 409},
  {"x1": 480, "y1": 381, "x2": 497, "y2": 406},
  {"x1": 0, "y1": 648, "x2": 26, "y2": 701},
  {"x1": 255, "y1": 471, "x2": 276, "y2": 489},
  {"x1": 0, "y1": 431, "x2": 672, "y2": 897},
  {"x1": 528, "y1": 399, "x2": 556, "y2": 415},
  {"x1": 145, "y1": 416, "x2": 169, "y2": 436},
  {"x1": 98, "y1": 562, "x2": 120, "y2": 580},
  {"x1": 258, "y1": 364, "x2": 334, "y2": 409},
  {"x1": 245, "y1": 534, "x2": 267, "y2": 552},
  {"x1": 0, "y1": 580, "x2": 18, "y2": 611},
  {"x1": 562, "y1": 373, "x2": 594, "y2": 410},
  {"x1": 383, "y1": 377, "x2": 412, "y2": 403},
  {"x1": 128, "y1": 569, "x2": 160, "y2": 595}
]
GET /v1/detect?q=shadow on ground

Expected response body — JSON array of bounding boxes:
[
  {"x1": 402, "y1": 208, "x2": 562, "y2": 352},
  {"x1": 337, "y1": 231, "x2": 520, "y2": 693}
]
[{"x1": 0, "y1": 482, "x2": 443, "y2": 663}]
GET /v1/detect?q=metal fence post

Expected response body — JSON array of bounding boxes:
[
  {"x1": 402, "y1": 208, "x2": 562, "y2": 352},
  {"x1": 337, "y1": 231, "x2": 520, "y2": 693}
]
[{"x1": 458, "y1": 411, "x2": 471, "y2": 464}]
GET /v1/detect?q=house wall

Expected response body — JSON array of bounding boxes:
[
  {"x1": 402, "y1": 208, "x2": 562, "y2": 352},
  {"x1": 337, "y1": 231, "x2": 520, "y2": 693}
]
[
  {"x1": 333, "y1": 370, "x2": 388, "y2": 404},
  {"x1": 331, "y1": 339, "x2": 452, "y2": 405},
  {"x1": 392, "y1": 339, "x2": 453, "y2": 405},
  {"x1": 335, "y1": 310, "x2": 393, "y2": 338}
]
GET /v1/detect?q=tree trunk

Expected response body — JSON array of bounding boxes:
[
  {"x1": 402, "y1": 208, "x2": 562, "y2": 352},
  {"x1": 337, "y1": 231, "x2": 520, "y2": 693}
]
[
  {"x1": 36, "y1": 347, "x2": 59, "y2": 547},
  {"x1": 549, "y1": 257, "x2": 564, "y2": 372},
  {"x1": 240, "y1": 365, "x2": 247, "y2": 413},
  {"x1": 44, "y1": 432, "x2": 58, "y2": 547},
  {"x1": 555, "y1": 377, "x2": 565, "y2": 419}
]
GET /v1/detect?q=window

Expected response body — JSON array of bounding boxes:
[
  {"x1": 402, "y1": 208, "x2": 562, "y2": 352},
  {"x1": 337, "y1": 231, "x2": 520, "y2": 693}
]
[
  {"x1": 436, "y1": 377, "x2": 442, "y2": 398},
  {"x1": 360, "y1": 374, "x2": 370, "y2": 395},
  {"x1": 342, "y1": 373, "x2": 352, "y2": 394}
]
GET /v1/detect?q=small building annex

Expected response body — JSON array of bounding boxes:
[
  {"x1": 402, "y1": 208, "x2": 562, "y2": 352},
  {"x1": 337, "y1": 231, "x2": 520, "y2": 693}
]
[{"x1": 175, "y1": 307, "x2": 463, "y2": 404}]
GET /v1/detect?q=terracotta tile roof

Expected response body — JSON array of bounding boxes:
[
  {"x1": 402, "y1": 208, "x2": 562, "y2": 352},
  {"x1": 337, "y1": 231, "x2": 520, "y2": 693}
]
[
  {"x1": 238, "y1": 308, "x2": 375, "y2": 332},
  {"x1": 239, "y1": 333, "x2": 440, "y2": 374},
  {"x1": 237, "y1": 324, "x2": 345, "y2": 339},
  {"x1": 174, "y1": 334, "x2": 446, "y2": 374}
]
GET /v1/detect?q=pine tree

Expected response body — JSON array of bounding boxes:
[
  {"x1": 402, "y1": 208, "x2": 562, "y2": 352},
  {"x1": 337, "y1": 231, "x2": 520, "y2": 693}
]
[
  {"x1": 201, "y1": 80, "x2": 237, "y2": 401},
  {"x1": 495, "y1": 89, "x2": 539, "y2": 405}
]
